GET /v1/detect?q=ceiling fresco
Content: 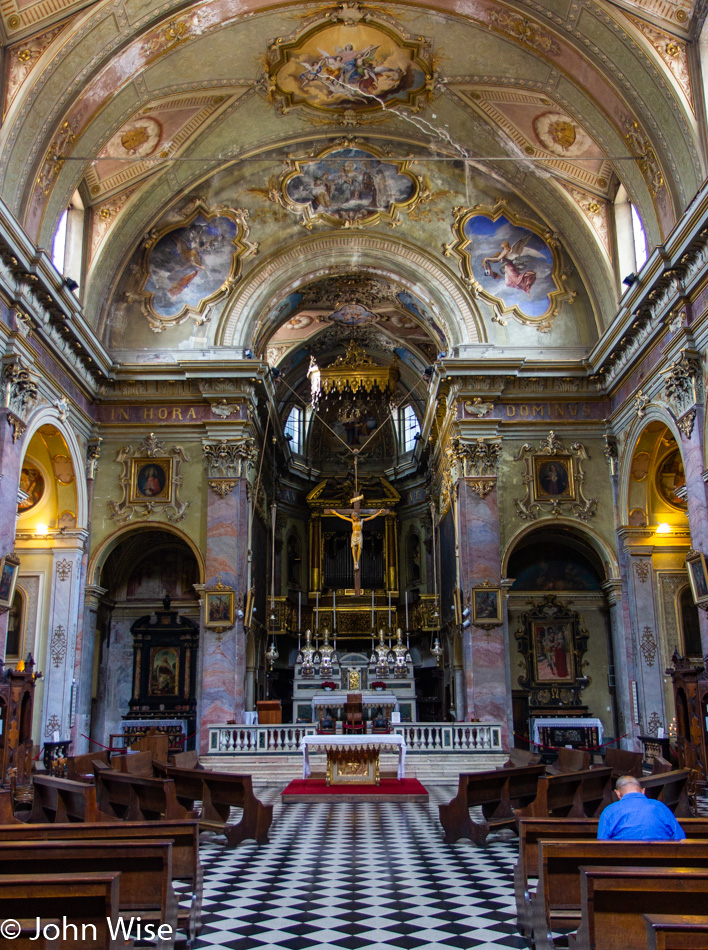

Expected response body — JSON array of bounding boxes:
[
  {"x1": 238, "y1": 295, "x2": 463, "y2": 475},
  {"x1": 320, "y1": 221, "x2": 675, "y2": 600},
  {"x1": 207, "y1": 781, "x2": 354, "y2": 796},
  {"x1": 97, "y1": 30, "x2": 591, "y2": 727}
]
[{"x1": 0, "y1": 0, "x2": 704, "y2": 361}]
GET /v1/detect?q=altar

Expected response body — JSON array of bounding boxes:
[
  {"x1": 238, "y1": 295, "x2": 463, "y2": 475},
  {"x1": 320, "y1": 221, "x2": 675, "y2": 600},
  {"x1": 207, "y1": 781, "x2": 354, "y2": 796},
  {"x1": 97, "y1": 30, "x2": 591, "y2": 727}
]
[
  {"x1": 312, "y1": 691, "x2": 399, "y2": 719},
  {"x1": 300, "y1": 733, "x2": 407, "y2": 785}
]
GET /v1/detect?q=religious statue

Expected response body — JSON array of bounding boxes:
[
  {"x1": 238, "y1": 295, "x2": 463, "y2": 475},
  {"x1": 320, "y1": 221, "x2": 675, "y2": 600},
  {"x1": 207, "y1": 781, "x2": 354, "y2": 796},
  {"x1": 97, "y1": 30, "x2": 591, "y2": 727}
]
[
  {"x1": 319, "y1": 627, "x2": 337, "y2": 676},
  {"x1": 392, "y1": 628, "x2": 410, "y2": 678},
  {"x1": 325, "y1": 501, "x2": 387, "y2": 572},
  {"x1": 307, "y1": 355, "x2": 321, "y2": 407},
  {"x1": 299, "y1": 629, "x2": 316, "y2": 677}
]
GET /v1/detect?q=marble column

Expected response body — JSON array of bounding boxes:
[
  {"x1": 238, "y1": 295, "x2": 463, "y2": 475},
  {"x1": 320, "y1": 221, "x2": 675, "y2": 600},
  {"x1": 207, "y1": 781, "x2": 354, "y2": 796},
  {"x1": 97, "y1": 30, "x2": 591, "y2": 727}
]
[
  {"x1": 0, "y1": 361, "x2": 38, "y2": 655},
  {"x1": 41, "y1": 543, "x2": 86, "y2": 742},
  {"x1": 676, "y1": 404, "x2": 708, "y2": 657},
  {"x1": 455, "y1": 470, "x2": 512, "y2": 744},
  {"x1": 199, "y1": 436, "x2": 254, "y2": 752}
]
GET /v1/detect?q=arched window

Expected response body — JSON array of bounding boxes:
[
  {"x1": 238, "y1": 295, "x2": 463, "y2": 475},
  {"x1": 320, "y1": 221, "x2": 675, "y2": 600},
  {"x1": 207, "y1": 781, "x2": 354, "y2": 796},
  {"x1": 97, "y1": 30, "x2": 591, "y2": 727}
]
[
  {"x1": 51, "y1": 190, "x2": 84, "y2": 293},
  {"x1": 614, "y1": 184, "x2": 648, "y2": 289},
  {"x1": 285, "y1": 406, "x2": 302, "y2": 454},
  {"x1": 5, "y1": 589, "x2": 25, "y2": 659},
  {"x1": 679, "y1": 585, "x2": 702, "y2": 658},
  {"x1": 400, "y1": 404, "x2": 420, "y2": 452}
]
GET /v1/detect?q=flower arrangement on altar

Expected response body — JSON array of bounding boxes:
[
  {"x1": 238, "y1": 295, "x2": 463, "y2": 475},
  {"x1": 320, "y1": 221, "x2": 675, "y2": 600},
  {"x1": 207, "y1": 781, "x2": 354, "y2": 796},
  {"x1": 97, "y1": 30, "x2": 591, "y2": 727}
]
[
  {"x1": 371, "y1": 681, "x2": 386, "y2": 690},
  {"x1": 321, "y1": 681, "x2": 337, "y2": 691}
]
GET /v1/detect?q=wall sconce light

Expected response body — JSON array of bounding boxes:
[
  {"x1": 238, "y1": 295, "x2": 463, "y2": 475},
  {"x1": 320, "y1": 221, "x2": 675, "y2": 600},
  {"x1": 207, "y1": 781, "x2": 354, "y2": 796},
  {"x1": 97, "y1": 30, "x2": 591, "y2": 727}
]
[
  {"x1": 655, "y1": 522, "x2": 671, "y2": 534},
  {"x1": 35, "y1": 524, "x2": 49, "y2": 536}
]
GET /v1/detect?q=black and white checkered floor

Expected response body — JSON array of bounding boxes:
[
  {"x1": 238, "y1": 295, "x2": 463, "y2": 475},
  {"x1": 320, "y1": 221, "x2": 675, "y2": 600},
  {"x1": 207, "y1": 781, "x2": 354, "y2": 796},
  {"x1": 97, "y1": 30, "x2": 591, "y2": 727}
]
[{"x1": 194, "y1": 786, "x2": 526, "y2": 950}]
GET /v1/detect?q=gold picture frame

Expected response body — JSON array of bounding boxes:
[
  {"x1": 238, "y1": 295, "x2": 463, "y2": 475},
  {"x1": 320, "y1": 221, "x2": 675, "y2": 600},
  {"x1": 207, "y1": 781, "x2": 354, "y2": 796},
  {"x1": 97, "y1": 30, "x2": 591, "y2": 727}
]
[
  {"x1": 129, "y1": 457, "x2": 173, "y2": 504},
  {"x1": 0, "y1": 552, "x2": 20, "y2": 610},
  {"x1": 533, "y1": 455, "x2": 576, "y2": 501},
  {"x1": 244, "y1": 586, "x2": 255, "y2": 629},
  {"x1": 686, "y1": 551, "x2": 708, "y2": 607},
  {"x1": 471, "y1": 585, "x2": 502, "y2": 624},
  {"x1": 204, "y1": 588, "x2": 235, "y2": 628}
]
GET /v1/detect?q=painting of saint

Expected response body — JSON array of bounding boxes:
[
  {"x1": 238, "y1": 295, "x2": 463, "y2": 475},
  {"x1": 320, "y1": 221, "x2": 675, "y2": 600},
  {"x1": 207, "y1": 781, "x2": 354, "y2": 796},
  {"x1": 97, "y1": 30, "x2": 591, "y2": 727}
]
[
  {"x1": 17, "y1": 465, "x2": 45, "y2": 512},
  {"x1": 0, "y1": 560, "x2": 17, "y2": 605},
  {"x1": 656, "y1": 449, "x2": 687, "y2": 509},
  {"x1": 207, "y1": 592, "x2": 232, "y2": 624},
  {"x1": 143, "y1": 212, "x2": 240, "y2": 319},
  {"x1": 473, "y1": 587, "x2": 500, "y2": 622},
  {"x1": 688, "y1": 555, "x2": 708, "y2": 602},
  {"x1": 285, "y1": 148, "x2": 416, "y2": 225},
  {"x1": 462, "y1": 214, "x2": 559, "y2": 319},
  {"x1": 536, "y1": 459, "x2": 571, "y2": 498},
  {"x1": 150, "y1": 647, "x2": 178, "y2": 696},
  {"x1": 534, "y1": 622, "x2": 573, "y2": 682},
  {"x1": 326, "y1": 303, "x2": 378, "y2": 326},
  {"x1": 271, "y1": 23, "x2": 430, "y2": 113},
  {"x1": 136, "y1": 463, "x2": 168, "y2": 499}
]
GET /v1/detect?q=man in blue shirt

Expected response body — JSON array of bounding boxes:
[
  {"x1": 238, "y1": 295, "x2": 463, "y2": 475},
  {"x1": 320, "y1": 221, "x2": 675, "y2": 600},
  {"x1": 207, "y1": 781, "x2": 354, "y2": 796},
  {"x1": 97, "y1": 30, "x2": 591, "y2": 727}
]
[{"x1": 597, "y1": 775, "x2": 686, "y2": 840}]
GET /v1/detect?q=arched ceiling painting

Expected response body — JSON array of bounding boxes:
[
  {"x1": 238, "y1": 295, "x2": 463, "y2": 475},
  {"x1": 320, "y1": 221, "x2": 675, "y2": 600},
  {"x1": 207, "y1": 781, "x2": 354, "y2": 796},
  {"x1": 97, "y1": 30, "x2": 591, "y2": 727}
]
[{"x1": 0, "y1": 0, "x2": 703, "y2": 360}]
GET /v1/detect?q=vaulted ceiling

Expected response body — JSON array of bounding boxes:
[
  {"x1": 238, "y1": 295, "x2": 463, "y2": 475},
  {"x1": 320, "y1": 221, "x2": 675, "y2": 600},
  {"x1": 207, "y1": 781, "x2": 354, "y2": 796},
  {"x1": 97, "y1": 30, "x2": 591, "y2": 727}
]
[{"x1": 1, "y1": 0, "x2": 703, "y2": 361}]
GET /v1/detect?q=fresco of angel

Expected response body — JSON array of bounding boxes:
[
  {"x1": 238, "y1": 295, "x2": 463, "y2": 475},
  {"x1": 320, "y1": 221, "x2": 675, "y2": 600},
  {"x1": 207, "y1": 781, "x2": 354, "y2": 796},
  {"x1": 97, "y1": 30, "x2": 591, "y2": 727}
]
[{"x1": 464, "y1": 214, "x2": 559, "y2": 319}]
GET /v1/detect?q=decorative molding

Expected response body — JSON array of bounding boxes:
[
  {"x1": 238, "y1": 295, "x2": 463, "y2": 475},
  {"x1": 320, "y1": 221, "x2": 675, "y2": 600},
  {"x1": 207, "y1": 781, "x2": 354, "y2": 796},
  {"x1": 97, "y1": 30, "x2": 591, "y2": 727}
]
[
  {"x1": 463, "y1": 397, "x2": 495, "y2": 418},
  {"x1": 603, "y1": 437, "x2": 619, "y2": 477},
  {"x1": 635, "y1": 390, "x2": 650, "y2": 418},
  {"x1": 55, "y1": 559, "x2": 72, "y2": 582},
  {"x1": 663, "y1": 350, "x2": 703, "y2": 419},
  {"x1": 635, "y1": 560, "x2": 651, "y2": 584},
  {"x1": 677, "y1": 407, "x2": 696, "y2": 438},
  {"x1": 640, "y1": 625, "x2": 658, "y2": 666},
  {"x1": 108, "y1": 432, "x2": 190, "y2": 523},
  {"x1": 513, "y1": 431, "x2": 597, "y2": 522},
  {"x1": 202, "y1": 438, "x2": 256, "y2": 479},
  {"x1": 49, "y1": 624, "x2": 67, "y2": 668},
  {"x1": 44, "y1": 713, "x2": 61, "y2": 739},
  {"x1": 646, "y1": 710, "x2": 663, "y2": 736},
  {"x1": 85, "y1": 438, "x2": 102, "y2": 481},
  {"x1": 208, "y1": 479, "x2": 239, "y2": 497}
]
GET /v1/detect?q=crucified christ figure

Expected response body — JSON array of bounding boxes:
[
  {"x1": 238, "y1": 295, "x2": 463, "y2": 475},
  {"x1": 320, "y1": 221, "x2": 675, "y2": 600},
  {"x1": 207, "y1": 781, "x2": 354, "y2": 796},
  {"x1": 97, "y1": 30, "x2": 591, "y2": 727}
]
[{"x1": 325, "y1": 496, "x2": 389, "y2": 576}]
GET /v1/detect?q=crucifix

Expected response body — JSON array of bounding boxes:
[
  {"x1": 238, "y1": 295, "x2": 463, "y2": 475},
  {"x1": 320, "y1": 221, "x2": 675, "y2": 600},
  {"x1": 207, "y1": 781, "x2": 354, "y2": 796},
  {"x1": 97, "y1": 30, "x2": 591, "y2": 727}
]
[{"x1": 324, "y1": 452, "x2": 391, "y2": 595}]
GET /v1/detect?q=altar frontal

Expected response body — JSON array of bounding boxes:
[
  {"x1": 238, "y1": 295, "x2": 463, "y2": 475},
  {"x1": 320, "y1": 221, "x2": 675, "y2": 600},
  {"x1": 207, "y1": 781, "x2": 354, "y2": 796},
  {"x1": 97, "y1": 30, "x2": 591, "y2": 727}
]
[{"x1": 300, "y1": 733, "x2": 407, "y2": 785}]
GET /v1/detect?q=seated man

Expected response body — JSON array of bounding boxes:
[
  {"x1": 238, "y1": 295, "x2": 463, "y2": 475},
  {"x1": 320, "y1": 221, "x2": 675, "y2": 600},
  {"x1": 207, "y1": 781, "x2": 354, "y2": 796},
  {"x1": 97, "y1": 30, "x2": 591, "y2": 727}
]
[{"x1": 597, "y1": 774, "x2": 685, "y2": 841}]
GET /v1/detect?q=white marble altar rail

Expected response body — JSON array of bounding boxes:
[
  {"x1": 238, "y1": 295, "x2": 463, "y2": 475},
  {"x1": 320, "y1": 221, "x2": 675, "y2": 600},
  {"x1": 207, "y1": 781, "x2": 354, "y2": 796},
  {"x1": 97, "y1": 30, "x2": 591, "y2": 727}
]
[{"x1": 208, "y1": 722, "x2": 502, "y2": 754}]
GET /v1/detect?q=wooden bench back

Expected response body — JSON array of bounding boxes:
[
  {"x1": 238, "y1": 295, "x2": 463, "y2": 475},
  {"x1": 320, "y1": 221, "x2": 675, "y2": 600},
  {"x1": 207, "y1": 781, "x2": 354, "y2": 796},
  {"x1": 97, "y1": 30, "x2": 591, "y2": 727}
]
[
  {"x1": 604, "y1": 748, "x2": 643, "y2": 778},
  {"x1": 576, "y1": 866, "x2": 708, "y2": 950},
  {"x1": 95, "y1": 768, "x2": 188, "y2": 821},
  {"x1": 113, "y1": 749, "x2": 155, "y2": 776},
  {"x1": 643, "y1": 914, "x2": 708, "y2": 950},
  {"x1": 638, "y1": 769, "x2": 692, "y2": 817},
  {"x1": 30, "y1": 774, "x2": 114, "y2": 823},
  {"x1": 67, "y1": 750, "x2": 110, "y2": 783},
  {"x1": 518, "y1": 766, "x2": 613, "y2": 820},
  {"x1": 0, "y1": 872, "x2": 122, "y2": 950}
]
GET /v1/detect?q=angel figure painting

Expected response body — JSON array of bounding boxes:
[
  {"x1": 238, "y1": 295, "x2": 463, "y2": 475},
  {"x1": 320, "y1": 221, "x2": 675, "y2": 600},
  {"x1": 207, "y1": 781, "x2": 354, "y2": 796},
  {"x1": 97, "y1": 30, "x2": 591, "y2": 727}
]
[
  {"x1": 463, "y1": 214, "x2": 559, "y2": 319},
  {"x1": 270, "y1": 23, "x2": 430, "y2": 113},
  {"x1": 143, "y1": 212, "x2": 240, "y2": 319}
]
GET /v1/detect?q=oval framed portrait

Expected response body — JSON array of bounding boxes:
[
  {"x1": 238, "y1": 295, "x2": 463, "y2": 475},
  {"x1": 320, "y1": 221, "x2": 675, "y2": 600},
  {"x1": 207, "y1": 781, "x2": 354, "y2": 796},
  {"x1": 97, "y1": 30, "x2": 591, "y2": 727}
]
[
  {"x1": 655, "y1": 449, "x2": 686, "y2": 510},
  {"x1": 17, "y1": 462, "x2": 46, "y2": 512}
]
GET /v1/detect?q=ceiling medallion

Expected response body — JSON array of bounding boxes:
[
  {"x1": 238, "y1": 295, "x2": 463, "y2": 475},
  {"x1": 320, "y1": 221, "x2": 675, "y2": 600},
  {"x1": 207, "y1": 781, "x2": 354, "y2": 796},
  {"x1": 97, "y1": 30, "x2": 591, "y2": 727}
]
[
  {"x1": 444, "y1": 201, "x2": 575, "y2": 330},
  {"x1": 276, "y1": 140, "x2": 425, "y2": 230},
  {"x1": 264, "y1": 5, "x2": 436, "y2": 118},
  {"x1": 132, "y1": 201, "x2": 257, "y2": 332}
]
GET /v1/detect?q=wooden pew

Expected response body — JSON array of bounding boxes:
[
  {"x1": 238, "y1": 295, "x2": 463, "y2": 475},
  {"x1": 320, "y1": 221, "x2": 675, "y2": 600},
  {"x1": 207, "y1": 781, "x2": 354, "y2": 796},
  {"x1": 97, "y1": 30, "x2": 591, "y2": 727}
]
[
  {"x1": 67, "y1": 750, "x2": 110, "y2": 783},
  {"x1": 153, "y1": 762, "x2": 272, "y2": 845},
  {"x1": 0, "y1": 788, "x2": 21, "y2": 823},
  {"x1": 546, "y1": 748, "x2": 591, "y2": 774},
  {"x1": 439, "y1": 764, "x2": 547, "y2": 845},
  {"x1": 643, "y1": 914, "x2": 708, "y2": 949},
  {"x1": 0, "y1": 839, "x2": 177, "y2": 949},
  {"x1": 568, "y1": 866, "x2": 708, "y2": 950},
  {"x1": 12, "y1": 919, "x2": 62, "y2": 949},
  {"x1": 514, "y1": 817, "x2": 708, "y2": 938},
  {"x1": 0, "y1": 819, "x2": 202, "y2": 943},
  {"x1": 603, "y1": 747, "x2": 643, "y2": 778},
  {"x1": 28, "y1": 774, "x2": 117, "y2": 823},
  {"x1": 639, "y1": 768, "x2": 693, "y2": 817},
  {"x1": 515, "y1": 766, "x2": 613, "y2": 822},
  {"x1": 532, "y1": 840, "x2": 708, "y2": 950},
  {"x1": 503, "y1": 748, "x2": 542, "y2": 768},
  {"x1": 114, "y1": 749, "x2": 157, "y2": 776},
  {"x1": 0, "y1": 872, "x2": 125, "y2": 949},
  {"x1": 95, "y1": 768, "x2": 189, "y2": 821}
]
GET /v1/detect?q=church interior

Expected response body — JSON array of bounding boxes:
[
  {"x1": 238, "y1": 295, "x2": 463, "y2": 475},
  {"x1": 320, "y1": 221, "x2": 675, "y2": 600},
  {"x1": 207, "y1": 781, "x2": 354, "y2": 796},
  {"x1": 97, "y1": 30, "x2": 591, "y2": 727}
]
[{"x1": 2, "y1": 0, "x2": 708, "y2": 946}]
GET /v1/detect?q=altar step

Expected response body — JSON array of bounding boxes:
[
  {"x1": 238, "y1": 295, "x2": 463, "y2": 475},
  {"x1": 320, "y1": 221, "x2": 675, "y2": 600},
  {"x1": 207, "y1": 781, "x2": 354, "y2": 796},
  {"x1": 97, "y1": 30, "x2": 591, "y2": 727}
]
[{"x1": 204, "y1": 751, "x2": 506, "y2": 785}]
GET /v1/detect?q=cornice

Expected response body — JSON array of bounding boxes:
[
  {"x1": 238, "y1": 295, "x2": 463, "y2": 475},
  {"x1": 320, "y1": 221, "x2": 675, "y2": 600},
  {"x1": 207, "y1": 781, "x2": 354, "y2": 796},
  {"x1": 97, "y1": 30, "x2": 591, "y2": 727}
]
[{"x1": 0, "y1": 194, "x2": 112, "y2": 395}]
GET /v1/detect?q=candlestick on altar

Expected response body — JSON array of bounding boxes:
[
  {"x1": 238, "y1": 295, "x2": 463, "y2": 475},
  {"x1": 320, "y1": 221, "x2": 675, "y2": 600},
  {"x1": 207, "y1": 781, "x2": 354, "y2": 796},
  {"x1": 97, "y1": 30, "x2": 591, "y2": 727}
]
[
  {"x1": 371, "y1": 589, "x2": 374, "y2": 626},
  {"x1": 405, "y1": 590, "x2": 409, "y2": 630},
  {"x1": 298, "y1": 591, "x2": 301, "y2": 631},
  {"x1": 388, "y1": 592, "x2": 391, "y2": 629},
  {"x1": 316, "y1": 591, "x2": 319, "y2": 631},
  {"x1": 333, "y1": 590, "x2": 336, "y2": 629}
]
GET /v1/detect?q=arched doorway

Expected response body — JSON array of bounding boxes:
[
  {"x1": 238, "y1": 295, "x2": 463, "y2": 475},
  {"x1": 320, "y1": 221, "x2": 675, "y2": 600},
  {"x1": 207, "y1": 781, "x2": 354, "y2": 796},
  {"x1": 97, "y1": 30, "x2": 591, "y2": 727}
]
[
  {"x1": 90, "y1": 529, "x2": 201, "y2": 748},
  {"x1": 506, "y1": 525, "x2": 615, "y2": 749}
]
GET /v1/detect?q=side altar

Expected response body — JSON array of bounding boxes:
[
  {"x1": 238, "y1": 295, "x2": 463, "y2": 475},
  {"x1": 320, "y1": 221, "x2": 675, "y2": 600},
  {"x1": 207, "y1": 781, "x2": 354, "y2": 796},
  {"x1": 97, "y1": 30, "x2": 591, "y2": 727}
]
[{"x1": 292, "y1": 628, "x2": 417, "y2": 723}]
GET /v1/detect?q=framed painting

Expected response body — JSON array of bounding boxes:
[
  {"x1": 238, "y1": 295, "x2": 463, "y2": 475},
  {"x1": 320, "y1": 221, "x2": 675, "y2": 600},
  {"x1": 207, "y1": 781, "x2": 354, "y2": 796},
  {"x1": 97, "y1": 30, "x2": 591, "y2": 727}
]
[
  {"x1": 245, "y1": 586, "x2": 255, "y2": 629},
  {"x1": 205, "y1": 589, "x2": 235, "y2": 628},
  {"x1": 129, "y1": 458, "x2": 172, "y2": 504},
  {"x1": 472, "y1": 586, "x2": 502, "y2": 624},
  {"x1": 686, "y1": 551, "x2": 708, "y2": 607},
  {"x1": 656, "y1": 448, "x2": 687, "y2": 510},
  {"x1": 17, "y1": 462, "x2": 45, "y2": 512},
  {"x1": 531, "y1": 620, "x2": 575, "y2": 684},
  {"x1": 149, "y1": 646, "x2": 179, "y2": 696},
  {"x1": 533, "y1": 455, "x2": 575, "y2": 501},
  {"x1": 0, "y1": 553, "x2": 20, "y2": 610}
]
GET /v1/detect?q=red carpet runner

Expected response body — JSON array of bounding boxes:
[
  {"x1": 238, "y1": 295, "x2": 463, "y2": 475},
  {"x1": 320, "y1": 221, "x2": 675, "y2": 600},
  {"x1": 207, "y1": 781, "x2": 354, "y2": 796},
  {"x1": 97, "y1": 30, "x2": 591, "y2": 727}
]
[{"x1": 282, "y1": 777, "x2": 428, "y2": 803}]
